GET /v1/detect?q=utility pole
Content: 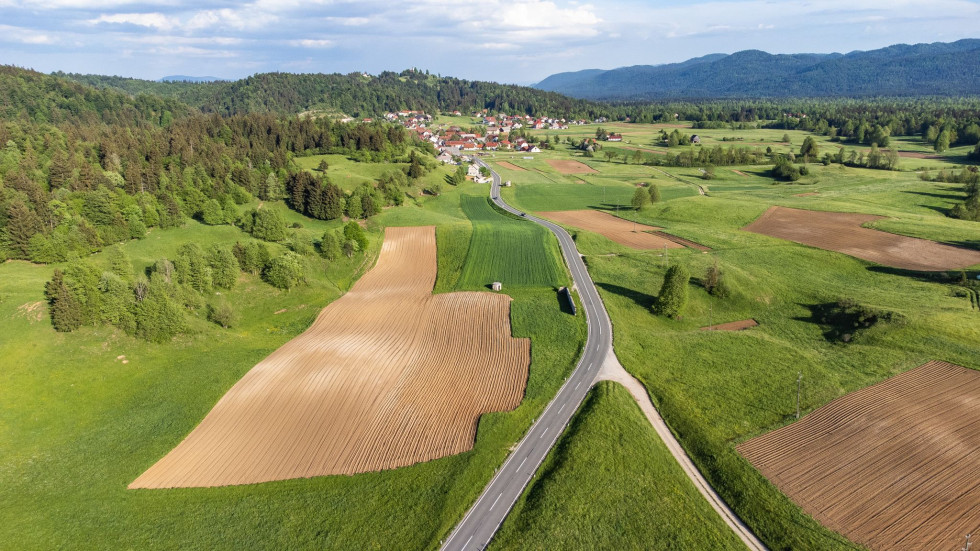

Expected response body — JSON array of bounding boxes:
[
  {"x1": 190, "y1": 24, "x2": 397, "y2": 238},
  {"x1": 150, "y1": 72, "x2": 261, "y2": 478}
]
[{"x1": 796, "y1": 372, "x2": 803, "y2": 419}]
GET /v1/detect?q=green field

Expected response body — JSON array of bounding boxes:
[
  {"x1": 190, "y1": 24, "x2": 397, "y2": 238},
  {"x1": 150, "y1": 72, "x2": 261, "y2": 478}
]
[
  {"x1": 456, "y1": 192, "x2": 565, "y2": 289},
  {"x1": 492, "y1": 382, "x2": 744, "y2": 550},
  {"x1": 0, "y1": 163, "x2": 586, "y2": 549}
]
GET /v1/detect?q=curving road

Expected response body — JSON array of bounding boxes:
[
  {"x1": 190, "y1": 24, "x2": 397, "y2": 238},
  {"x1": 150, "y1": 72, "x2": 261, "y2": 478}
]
[
  {"x1": 440, "y1": 159, "x2": 612, "y2": 551},
  {"x1": 440, "y1": 158, "x2": 765, "y2": 551}
]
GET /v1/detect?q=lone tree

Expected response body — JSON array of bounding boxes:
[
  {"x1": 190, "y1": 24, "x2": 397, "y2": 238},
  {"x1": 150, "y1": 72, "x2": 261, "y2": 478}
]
[
  {"x1": 653, "y1": 264, "x2": 690, "y2": 318},
  {"x1": 648, "y1": 183, "x2": 662, "y2": 203},
  {"x1": 799, "y1": 136, "x2": 819, "y2": 163},
  {"x1": 632, "y1": 186, "x2": 650, "y2": 210}
]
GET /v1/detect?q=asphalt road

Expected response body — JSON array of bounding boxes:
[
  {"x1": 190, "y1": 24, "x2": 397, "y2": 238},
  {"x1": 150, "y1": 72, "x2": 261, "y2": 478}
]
[{"x1": 440, "y1": 159, "x2": 614, "y2": 551}]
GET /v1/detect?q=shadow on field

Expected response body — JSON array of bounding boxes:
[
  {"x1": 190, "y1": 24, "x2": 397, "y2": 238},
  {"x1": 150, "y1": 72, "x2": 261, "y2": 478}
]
[
  {"x1": 901, "y1": 189, "x2": 964, "y2": 201},
  {"x1": 596, "y1": 282, "x2": 655, "y2": 309},
  {"x1": 589, "y1": 202, "x2": 631, "y2": 212},
  {"x1": 867, "y1": 265, "x2": 979, "y2": 281}
]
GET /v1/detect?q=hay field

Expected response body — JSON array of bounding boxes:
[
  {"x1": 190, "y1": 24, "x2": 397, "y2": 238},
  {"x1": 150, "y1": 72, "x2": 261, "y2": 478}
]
[
  {"x1": 131, "y1": 226, "x2": 529, "y2": 489},
  {"x1": 743, "y1": 206, "x2": 980, "y2": 271},
  {"x1": 545, "y1": 159, "x2": 598, "y2": 174},
  {"x1": 738, "y1": 361, "x2": 980, "y2": 550},
  {"x1": 538, "y1": 209, "x2": 684, "y2": 250}
]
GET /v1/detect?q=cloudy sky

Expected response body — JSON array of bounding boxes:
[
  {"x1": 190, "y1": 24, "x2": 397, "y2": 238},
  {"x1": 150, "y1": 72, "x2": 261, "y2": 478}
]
[{"x1": 1, "y1": 0, "x2": 978, "y2": 84}]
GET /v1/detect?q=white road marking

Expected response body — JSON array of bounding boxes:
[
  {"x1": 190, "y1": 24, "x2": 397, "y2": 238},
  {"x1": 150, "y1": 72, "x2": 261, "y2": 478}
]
[
  {"x1": 489, "y1": 493, "x2": 502, "y2": 511},
  {"x1": 540, "y1": 427, "x2": 549, "y2": 439},
  {"x1": 558, "y1": 403, "x2": 566, "y2": 414},
  {"x1": 575, "y1": 381, "x2": 581, "y2": 389},
  {"x1": 518, "y1": 455, "x2": 528, "y2": 470},
  {"x1": 464, "y1": 535, "x2": 473, "y2": 549}
]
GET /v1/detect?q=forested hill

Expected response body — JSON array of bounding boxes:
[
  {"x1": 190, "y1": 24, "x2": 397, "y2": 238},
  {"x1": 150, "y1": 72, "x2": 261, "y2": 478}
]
[
  {"x1": 535, "y1": 39, "x2": 980, "y2": 100},
  {"x1": 0, "y1": 66, "x2": 191, "y2": 126},
  {"x1": 59, "y1": 69, "x2": 608, "y2": 119}
]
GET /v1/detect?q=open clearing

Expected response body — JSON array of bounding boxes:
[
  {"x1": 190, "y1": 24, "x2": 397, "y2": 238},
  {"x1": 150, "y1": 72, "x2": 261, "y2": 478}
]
[
  {"x1": 738, "y1": 361, "x2": 980, "y2": 550},
  {"x1": 700, "y1": 319, "x2": 758, "y2": 331},
  {"x1": 544, "y1": 159, "x2": 598, "y2": 174},
  {"x1": 496, "y1": 161, "x2": 526, "y2": 171},
  {"x1": 131, "y1": 226, "x2": 530, "y2": 488},
  {"x1": 743, "y1": 206, "x2": 980, "y2": 271},
  {"x1": 538, "y1": 209, "x2": 684, "y2": 250}
]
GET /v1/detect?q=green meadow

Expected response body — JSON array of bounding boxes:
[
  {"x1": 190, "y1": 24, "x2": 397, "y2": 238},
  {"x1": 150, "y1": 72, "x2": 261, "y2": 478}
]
[{"x1": 0, "y1": 160, "x2": 586, "y2": 549}]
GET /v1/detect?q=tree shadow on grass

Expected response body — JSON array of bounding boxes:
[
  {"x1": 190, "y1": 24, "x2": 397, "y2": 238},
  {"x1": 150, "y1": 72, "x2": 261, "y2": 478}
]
[
  {"x1": 901, "y1": 189, "x2": 964, "y2": 201},
  {"x1": 866, "y1": 265, "x2": 979, "y2": 281},
  {"x1": 588, "y1": 202, "x2": 631, "y2": 212},
  {"x1": 596, "y1": 282, "x2": 655, "y2": 309}
]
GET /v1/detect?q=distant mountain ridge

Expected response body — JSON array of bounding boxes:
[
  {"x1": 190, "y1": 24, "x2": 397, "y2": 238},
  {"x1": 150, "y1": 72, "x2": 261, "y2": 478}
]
[{"x1": 534, "y1": 40, "x2": 980, "y2": 99}]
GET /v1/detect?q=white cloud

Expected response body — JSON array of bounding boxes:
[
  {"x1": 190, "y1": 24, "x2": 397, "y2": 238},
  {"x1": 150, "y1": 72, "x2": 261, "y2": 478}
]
[
  {"x1": 326, "y1": 16, "x2": 370, "y2": 26},
  {"x1": 290, "y1": 39, "x2": 334, "y2": 48},
  {"x1": 89, "y1": 12, "x2": 175, "y2": 30},
  {"x1": 0, "y1": 23, "x2": 57, "y2": 44}
]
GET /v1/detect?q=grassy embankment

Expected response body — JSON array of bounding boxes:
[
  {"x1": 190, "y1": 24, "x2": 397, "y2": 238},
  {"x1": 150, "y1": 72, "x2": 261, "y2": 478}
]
[
  {"x1": 0, "y1": 159, "x2": 585, "y2": 549},
  {"x1": 497, "y1": 146, "x2": 979, "y2": 549},
  {"x1": 492, "y1": 382, "x2": 744, "y2": 550}
]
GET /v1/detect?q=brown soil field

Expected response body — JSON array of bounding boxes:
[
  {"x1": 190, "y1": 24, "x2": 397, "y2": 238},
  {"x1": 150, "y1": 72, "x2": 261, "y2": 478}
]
[
  {"x1": 545, "y1": 159, "x2": 598, "y2": 174},
  {"x1": 699, "y1": 319, "x2": 758, "y2": 331},
  {"x1": 732, "y1": 170, "x2": 749, "y2": 177},
  {"x1": 130, "y1": 226, "x2": 529, "y2": 488},
  {"x1": 538, "y1": 210, "x2": 684, "y2": 250},
  {"x1": 743, "y1": 206, "x2": 980, "y2": 271},
  {"x1": 496, "y1": 161, "x2": 526, "y2": 171},
  {"x1": 738, "y1": 361, "x2": 980, "y2": 551},
  {"x1": 649, "y1": 230, "x2": 711, "y2": 251}
]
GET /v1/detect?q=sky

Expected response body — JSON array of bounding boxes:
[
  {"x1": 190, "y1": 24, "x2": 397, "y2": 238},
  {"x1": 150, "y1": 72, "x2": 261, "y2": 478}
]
[{"x1": 1, "y1": 0, "x2": 979, "y2": 84}]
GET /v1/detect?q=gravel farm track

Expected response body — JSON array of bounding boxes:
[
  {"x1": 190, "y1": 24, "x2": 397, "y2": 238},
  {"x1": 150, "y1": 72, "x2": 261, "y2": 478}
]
[
  {"x1": 130, "y1": 226, "x2": 529, "y2": 489},
  {"x1": 738, "y1": 361, "x2": 980, "y2": 551},
  {"x1": 537, "y1": 209, "x2": 685, "y2": 250},
  {"x1": 743, "y1": 206, "x2": 980, "y2": 271}
]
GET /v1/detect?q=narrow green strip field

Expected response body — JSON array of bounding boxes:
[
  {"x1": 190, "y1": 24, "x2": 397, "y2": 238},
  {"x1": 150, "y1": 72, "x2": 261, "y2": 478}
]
[
  {"x1": 492, "y1": 381, "x2": 744, "y2": 550},
  {"x1": 456, "y1": 193, "x2": 565, "y2": 289}
]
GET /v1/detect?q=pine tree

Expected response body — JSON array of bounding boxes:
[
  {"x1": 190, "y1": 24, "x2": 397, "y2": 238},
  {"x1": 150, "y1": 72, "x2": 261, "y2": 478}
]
[
  {"x1": 5, "y1": 200, "x2": 42, "y2": 258},
  {"x1": 208, "y1": 246, "x2": 239, "y2": 290},
  {"x1": 653, "y1": 264, "x2": 690, "y2": 318},
  {"x1": 51, "y1": 281, "x2": 82, "y2": 332}
]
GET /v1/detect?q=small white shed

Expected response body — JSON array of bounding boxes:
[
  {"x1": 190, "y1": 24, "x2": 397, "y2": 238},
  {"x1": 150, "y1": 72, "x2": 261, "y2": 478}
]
[{"x1": 491, "y1": 282, "x2": 502, "y2": 291}]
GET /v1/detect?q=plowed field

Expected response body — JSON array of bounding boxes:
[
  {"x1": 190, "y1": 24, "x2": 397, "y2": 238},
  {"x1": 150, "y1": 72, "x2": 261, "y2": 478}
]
[
  {"x1": 130, "y1": 226, "x2": 530, "y2": 489},
  {"x1": 545, "y1": 159, "x2": 598, "y2": 174},
  {"x1": 743, "y1": 206, "x2": 980, "y2": 270},
  {"x1": 496, "y1": 161, "x2": 526, "y2": 171},
  {"x1": 538, "y1": 210, "x2": 684, "y2": 250},
  {"x1": 738, "y1": 361, "x2": 980, "y2": 551}
]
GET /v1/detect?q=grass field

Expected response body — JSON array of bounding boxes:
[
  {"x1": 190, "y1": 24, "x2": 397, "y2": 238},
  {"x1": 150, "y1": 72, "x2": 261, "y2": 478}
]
[
  {"x1": 492, "y1": 382, "x2": 744, "y2": 550},
  {"x1": 456, "y1": 192, "x2": 565, "y2": 289},
  {"x1": 0, "y1": 165, "x2": 585, "y2": 549}
]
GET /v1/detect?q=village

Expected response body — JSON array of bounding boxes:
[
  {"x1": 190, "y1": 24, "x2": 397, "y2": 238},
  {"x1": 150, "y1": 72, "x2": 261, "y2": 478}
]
[{"x1": 381, "y1": 109, "x2": 598, "y2": 167}]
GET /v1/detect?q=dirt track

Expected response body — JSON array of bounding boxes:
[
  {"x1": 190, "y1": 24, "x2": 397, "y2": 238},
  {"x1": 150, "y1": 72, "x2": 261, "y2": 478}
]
[
  {"x1": 738, "y1": 361, "x2": 980, "y2": 551},
  {"x1": 743, "y1": 206, "x2": 980, "y2": 270},
  {"x1": 538, "y1": 210, "x2": 684, "y2": 250},
  {"x1": 544, "y1": 159, "x2": 597, "y2": 174},
  {"x1": 130, "y1": 226, "x2": 529, "y2": 488}
]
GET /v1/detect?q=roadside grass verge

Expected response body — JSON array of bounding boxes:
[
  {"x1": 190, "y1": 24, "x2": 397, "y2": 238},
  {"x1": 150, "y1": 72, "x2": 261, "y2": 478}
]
[{"x1": 492, "y1": 381, "x2": 744, "y2": 550}]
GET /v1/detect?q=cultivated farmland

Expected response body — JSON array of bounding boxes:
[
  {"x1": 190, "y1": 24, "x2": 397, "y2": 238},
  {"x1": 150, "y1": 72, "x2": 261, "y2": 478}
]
[
  {"x1": 456, "y1": 195, "x2": 563, "y2": 289},
  {"x1": 743, "y1": 206, "x2": 980, "y2": 270},
  {"x1": 496, "y1": 161, "x2": 526, "y2": 171},
  {"x1": 131, "y1": 226, "x2": 530, "y2": 488},
  {"x1": 538, "y1": 209, "x2": 684, "y2": 250},
  {"x1": 738, "y1": 361, "x2": 980, "y2": 551},
  {"x1": 544, "y1": 159, "x2": 598, "y2": 174}
]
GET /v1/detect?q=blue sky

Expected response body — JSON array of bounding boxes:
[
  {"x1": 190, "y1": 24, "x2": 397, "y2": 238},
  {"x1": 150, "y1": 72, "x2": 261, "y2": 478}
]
[{"x1": 1, "y1": 0, "x2": 978, "y2": 84}]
